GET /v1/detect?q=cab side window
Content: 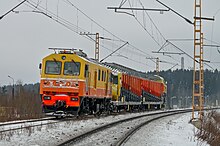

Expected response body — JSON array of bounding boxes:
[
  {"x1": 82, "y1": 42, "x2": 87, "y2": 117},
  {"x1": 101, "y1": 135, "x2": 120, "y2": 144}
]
[
  {"x1": 84, "y1": 64, "x2": 89, "y2": 77},
  {"x1": 102, "y1": 70, "x2": 104, "y2": 81},
  {"x1": 98, "y1": 69, "x2": 101, "y2": 81}
]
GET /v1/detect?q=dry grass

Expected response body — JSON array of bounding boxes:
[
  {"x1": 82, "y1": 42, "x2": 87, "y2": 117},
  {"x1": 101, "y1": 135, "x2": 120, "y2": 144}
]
[
  {"x1": 196, "y1": 111, "x2": 220, "y2": 146},
  {"x1": 0, "y1": 84, "x2": 43, "y2": 122}
]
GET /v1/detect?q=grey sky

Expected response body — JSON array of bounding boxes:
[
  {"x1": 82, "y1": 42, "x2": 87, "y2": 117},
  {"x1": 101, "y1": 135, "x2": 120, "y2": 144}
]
[{"x1": 0, "y1": 0, "x2": 220, "y2": 85}]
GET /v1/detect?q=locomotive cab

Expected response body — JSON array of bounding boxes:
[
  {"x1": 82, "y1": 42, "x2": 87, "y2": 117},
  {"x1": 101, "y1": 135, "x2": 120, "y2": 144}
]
[{"x1": 40, "y1": 49, "x2": 87, "y2": 115}]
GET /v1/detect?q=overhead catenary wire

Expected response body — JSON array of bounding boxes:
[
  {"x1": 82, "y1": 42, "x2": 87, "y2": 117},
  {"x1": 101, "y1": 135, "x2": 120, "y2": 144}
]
[
  {"x1": 64, "y1": 0, "x2": 155, "y2": 60},
  {"x1": 15, "y1": 0, "x2": 156, "y2": 68},
  {"x1": 23, "y1": 1, "x2": 122, "y2": 52},
  {"x1": 25, "y1": 0, "x2": 126, "y2": 55},
  {"x1": 126, "y1": 0, "x2": 163, "y2": 47},
  {"x1": 54, "y1": 0, "x2": 158, "y2": 64},
  {"x1": 100, "y1": 42, "x2": 129, "y2": 62},
  {"x1": 208, "y1": 6, "x2": 220, "y2": 65},
  {"x1": 113, "y1": 0, "x2": 189, "y2": 65},
  {"x1": 18, "y1": 0, "x2": 217, "y2": 70},
  {"x1": 0, "y1": 0, "x2": 27, "y2": 20},
  {"x1": 17, "y1": 0, "x2": 174, "y2": 69},
  {"x1": 115, "y1": 0, "x2": 217, "y2": 70},
  {"x1": 138, "y1": 0, "x2": 166, "y2": 41},
  {"x1": 155, "y1": 39, "x2": 215, "y2": 70}
]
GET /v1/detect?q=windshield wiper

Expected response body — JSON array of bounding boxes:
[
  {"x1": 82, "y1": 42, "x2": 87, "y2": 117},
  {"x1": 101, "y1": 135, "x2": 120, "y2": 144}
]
[
  {"x1": 71, "y1": 59, "x2": 79, "y2": 68},
  {"x1": 53, "y1": 58, "x2": 60, "y2": 68}
]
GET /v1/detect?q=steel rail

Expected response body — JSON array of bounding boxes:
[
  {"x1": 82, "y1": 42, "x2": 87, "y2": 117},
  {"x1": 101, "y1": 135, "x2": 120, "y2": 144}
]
[
  {"x1": 114, "y1": 111, "x2": 188, "y2": 146},
  {"x1": 0, "y1": 117, "x2": 56, "y2": 127},
  {"x1": 57, "y1": 109, "x2": 192, "y2": 146},
  {"x1": 0, "y1": 116, "x2": 83, "y2": 133},
  {"x1": 0, "y1": 113, "x2": 123, "y2": 133},
  {"x1": 58, "y1": 107, "x2": 220, "y2": 146},
  {"x1": 0, "y1": 121, "x2": 60, "y2": 133},
  {"x1": 115, "y1": 107, "x2": 220, "y2": 146}
]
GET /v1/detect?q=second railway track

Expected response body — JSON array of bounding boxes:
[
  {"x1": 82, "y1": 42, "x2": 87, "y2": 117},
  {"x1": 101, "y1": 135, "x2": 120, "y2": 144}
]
[
  {"x1": 0, "y1": 117, "x2": 60, "y2": 133},
  {"x1": 58, "y1": 109, "x2": 192, "y2": 146},
  {"x1": 114, "y1": 111, "x2": 188, "y2": 146}
]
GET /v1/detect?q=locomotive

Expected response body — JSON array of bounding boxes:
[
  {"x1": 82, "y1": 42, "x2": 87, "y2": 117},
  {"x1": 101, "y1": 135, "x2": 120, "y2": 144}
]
[{"x1": 39, "y1": 48, "x2": 166, "y2": 117}]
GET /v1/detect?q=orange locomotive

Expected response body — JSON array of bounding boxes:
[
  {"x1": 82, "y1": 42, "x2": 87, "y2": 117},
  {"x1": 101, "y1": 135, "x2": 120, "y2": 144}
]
[
  {"x1": 40, "y1": 48, "x2": 167, "y2": 117},
  {"x1": 39, "y1": 48, "x2": 112, "y2": 116}
]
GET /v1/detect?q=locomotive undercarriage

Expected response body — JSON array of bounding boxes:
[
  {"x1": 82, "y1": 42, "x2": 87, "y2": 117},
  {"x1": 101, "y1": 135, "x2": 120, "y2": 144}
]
[
  {"x1": 43, "y1": 104, "x2": 79, "y2": 118},
  {"x1": 78, "y1": 97, "x2": 112, "y2": 116},
  {"x1": 43, "y1": 88, "x2": 164, "y2": 118},
  {"x1": 43, "y1": 97, "x2": 112, "y2": 118}
]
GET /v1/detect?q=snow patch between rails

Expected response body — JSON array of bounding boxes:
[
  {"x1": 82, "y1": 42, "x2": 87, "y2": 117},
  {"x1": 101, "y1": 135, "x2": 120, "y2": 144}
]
[{"x1": 125, "y1": 113, "x2": 209, "y2": 146}]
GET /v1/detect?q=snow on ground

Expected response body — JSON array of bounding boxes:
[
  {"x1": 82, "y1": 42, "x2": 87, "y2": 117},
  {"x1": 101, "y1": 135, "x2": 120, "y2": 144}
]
[
  {"x1": 0, "y1": 110, "x2": 212, "y2": 146},
  {"x1": 0, "y1": 110, "x2": 165, "y2": 146},
  {"x1": 125, "y1": 113, "x2": 209, "y2": 146}
]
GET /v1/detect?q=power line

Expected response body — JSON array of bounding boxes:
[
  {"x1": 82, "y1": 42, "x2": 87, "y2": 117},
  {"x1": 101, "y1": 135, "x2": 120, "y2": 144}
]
[
  {"x1": 23, "y1": 0, "x2": 156, "y2": 67},
  {"x1": 64, "y1": 0, "x2": 153, "y2": 57},
  {"x1": 100, "y1": 42, "x2": 128, "y2": 62},
  {"x1": 61, "y1": 0, "x2": 158, "y2": 61},
  {"x1": 108, "y1": 0, "x2": 190, "y2": 65},
  {"x1": 22, "y1": 0, "x2": 216, "y2": 71},
  {"x1": 138, "y1": 0, "x2": 166, "y2": 41},
  {"x1": 127, "y1": 0, "x2": 163, "y2": 47}
]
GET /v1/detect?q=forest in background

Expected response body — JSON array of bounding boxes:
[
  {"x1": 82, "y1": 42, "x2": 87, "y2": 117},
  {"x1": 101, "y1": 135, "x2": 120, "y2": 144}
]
[{"x1": 149, "y1": 69, "x2": 220, "y2": 108}]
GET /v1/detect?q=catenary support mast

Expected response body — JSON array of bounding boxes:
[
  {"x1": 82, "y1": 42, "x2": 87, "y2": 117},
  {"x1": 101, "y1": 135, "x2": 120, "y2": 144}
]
[{"x1": 192, "y1": 0, "x2": 204, "y2": 120}]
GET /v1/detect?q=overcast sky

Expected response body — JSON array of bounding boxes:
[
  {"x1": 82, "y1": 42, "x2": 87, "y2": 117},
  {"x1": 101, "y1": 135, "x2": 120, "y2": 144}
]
[{"x1": 0, "y1": 0, "x2": 220, "y2": 85}]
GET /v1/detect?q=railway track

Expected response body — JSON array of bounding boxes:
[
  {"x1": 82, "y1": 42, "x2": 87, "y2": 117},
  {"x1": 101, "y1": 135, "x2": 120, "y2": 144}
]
[
  {"x1": 0, "y1": 117, "x2": 56, "y2": 127},
  {"x1": 0, "y1": 110, "x2": 129, "y2": 134},
  {"x1": 57, "y1": 109, "x2": 192, "y2": 146},
  {"x1": 0, "y1": 117, "x2": 61, "y2": 133},
  {"x1": 0, "y1": 111, "x2": 129, "y2": 134},
  {"x1": 114, "y1": 111, "x2": 187, "y2": 146}
]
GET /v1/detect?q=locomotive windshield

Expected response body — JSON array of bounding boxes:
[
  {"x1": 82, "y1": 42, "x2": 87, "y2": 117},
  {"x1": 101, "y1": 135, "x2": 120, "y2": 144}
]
[
  {"x1": 45, "y1": 61, "x2": 62, "y2": 75},
  {"x1": 64, "y1": 62, "x2": 81, "y2": 76}
]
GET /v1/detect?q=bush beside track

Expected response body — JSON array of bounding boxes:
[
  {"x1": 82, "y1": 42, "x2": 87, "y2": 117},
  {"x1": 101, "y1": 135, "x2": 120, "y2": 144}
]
[
  {"x1": 196, "y1": 110, "x2": 220, "y2": 146},
  {"x1": 0, "y1": 83, "x2": 43, "y2": 122}
]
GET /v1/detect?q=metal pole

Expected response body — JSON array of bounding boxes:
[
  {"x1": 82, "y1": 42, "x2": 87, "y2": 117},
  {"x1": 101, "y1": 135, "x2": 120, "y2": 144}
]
[
  {"x1": 95, "y1": 33, "x2": 100, "y2": 61},
  {"x1": 8, "y1": 75, "x2": 15, "y2": 99},
  {"x1": 156, "y1": 57, "x2": 159, "y2": 74},
  {"x1": 192, "y1": 0, "x2": 204, "y2": 120}
]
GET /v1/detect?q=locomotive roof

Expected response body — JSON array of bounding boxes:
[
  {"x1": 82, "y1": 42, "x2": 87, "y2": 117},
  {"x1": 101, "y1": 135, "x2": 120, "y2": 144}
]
[
  {"x1": 49, "y1": 48, "x2": 164, "y2": 81},
  {"x1": 102, "y1": 62, "x2": 165, "y2": 82},
  {"x1": 102, "y1": 62, "x2": 147, "y2": 78},
  {"x1": 49, "y1": 48, "x2": 109, "y2": 70}
]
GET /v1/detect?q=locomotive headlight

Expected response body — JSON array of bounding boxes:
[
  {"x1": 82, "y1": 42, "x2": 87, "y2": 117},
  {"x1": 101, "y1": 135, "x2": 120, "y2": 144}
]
[
  {"x1": 43, "y1": 96, "x2": 51, "y2": 100},
  {"x1": 61, "y1": 56, "x2": 66, "y2": 60},
  {"x1": 71, "y1": 97, "x2": 78, "y2": 101}
]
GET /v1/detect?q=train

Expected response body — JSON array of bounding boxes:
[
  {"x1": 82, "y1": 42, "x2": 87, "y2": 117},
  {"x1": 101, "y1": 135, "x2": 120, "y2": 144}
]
[{"x1": 39, "y1": 48, "x2": 167, "y2": 117}]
